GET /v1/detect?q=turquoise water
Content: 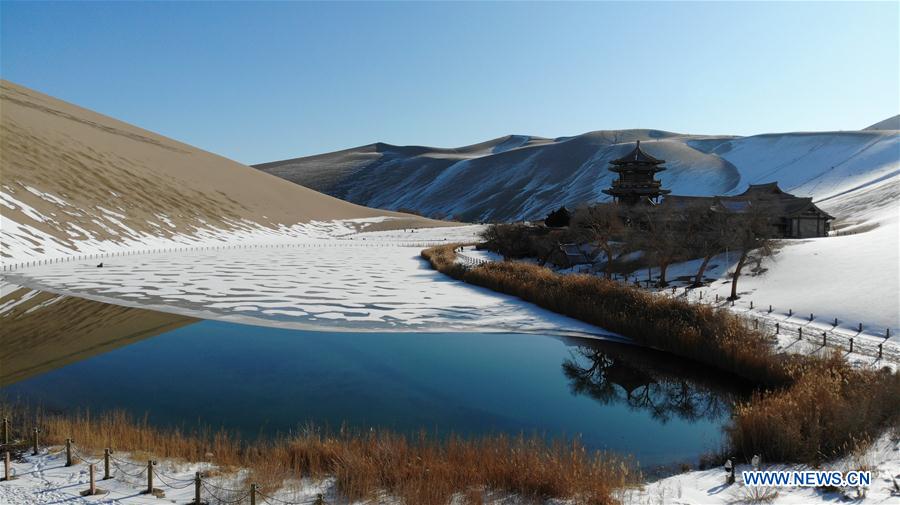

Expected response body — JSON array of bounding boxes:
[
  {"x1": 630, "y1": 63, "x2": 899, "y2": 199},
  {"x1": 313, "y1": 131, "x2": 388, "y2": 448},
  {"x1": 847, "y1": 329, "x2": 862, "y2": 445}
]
[{"x1": 5, "y1": 320, "x2": 742, "y2": 466}]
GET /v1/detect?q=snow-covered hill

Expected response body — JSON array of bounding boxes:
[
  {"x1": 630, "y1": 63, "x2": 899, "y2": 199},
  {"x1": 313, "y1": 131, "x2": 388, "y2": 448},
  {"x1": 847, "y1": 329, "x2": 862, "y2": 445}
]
[
  {"x1": 258, "y1": 122, "x2": 900, "y2": 335},
  {"x1": 256, "y1": 127, "x2": 899, "y2": 226},
  {"x1": 865, "y1": 114, "x2": 900, "y2": 131},
  {"x1": 0, "y1": 81, "x2": 449, "y2": 264}
]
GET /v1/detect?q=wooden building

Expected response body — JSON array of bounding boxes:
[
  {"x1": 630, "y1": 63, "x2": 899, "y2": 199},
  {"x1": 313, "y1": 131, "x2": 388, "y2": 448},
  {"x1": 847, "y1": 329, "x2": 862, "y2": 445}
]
[
  {"x1": 601, "y1": 141, "x2": 834, "y2": 238},
  {"x1": 662, "y1": 183, "x2": 834, "y2": 238},
  {"x1": 602, "y1": 140, "x2": 670, "y2": 205}
]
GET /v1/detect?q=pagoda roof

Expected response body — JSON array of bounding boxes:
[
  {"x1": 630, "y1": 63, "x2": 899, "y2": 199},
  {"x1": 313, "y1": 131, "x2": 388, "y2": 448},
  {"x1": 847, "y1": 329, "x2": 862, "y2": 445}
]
[
  {"x1": 610, "y1": 140, "x2": 665, "y2": 165},
  {"x1": 661, "y1": 191, "x2": 833, "y2": 219}
]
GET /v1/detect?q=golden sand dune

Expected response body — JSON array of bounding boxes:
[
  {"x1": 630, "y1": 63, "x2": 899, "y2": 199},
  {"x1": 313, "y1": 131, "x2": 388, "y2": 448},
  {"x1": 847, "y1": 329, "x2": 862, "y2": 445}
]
[
  {"x1": 0, "y1": 286, "x2": 196, "y2": 386},
  {"x1": 0, "y1": 80, "x2": 445, "y2": 258}
]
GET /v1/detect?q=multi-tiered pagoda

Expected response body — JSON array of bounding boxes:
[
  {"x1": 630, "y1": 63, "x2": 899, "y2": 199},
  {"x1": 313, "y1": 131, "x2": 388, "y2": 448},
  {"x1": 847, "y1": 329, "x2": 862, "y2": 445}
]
[{"x1": 602, "y1": 140, "x2": 670, "y2": 205}]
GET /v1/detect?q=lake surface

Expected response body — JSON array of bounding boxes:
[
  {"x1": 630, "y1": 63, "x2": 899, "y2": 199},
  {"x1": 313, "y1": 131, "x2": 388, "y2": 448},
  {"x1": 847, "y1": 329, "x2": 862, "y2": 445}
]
[{"x1": 4, "y1": 319, "x2": 743, "y2": 467}]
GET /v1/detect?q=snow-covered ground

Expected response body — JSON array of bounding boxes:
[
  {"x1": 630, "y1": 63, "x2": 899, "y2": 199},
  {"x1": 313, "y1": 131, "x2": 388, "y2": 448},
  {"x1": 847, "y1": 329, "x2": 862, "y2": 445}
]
[
  {"x1": 1, "y1": 237, "x2": 615, "y2": 339},
  {"x1": 3, "y1": 435, "x2": 897, "y2": 505},
  {"x1": 0, "y1": 447, "x2": 334, "y2": 505},
  {"x1": 624, "y1": 432, "x2": 900, "y2": 505},
  {"x1": 0, "y1": 186, "x2": 469, "y2": 268}
]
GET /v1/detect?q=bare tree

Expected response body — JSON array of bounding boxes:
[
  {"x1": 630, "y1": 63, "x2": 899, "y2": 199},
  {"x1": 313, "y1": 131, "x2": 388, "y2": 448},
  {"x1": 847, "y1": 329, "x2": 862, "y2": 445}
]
[
  {"x1": 631, "y1": 205, "x2": 684, "y2": 287},
  {"x1": 571, "y1": 203, "x2": 625, "y2": 279},
  {"x1": 682, "y1": 203, "x2": 728, "y2": 287},
  {"x1": 723, "y1": 206, "x2": 776, "y2": 300}
]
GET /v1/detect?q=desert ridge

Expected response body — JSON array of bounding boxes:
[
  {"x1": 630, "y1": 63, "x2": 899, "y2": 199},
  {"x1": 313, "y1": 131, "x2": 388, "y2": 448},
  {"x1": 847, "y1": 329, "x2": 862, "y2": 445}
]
[{"x1": 0, "y1": 80, "x2": 450, "y2": 261}]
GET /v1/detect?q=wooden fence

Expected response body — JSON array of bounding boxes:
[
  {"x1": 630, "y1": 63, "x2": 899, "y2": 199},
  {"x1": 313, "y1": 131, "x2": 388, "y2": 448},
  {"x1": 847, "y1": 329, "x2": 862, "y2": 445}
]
[
  {"x1": 1, "y1": 239, "x2": 451, "y2": 273},
  {"x1": 0, "y1": 418, "x2": 325, "y2": 504},
  {"x1": 454, "y1": 253, "x2": 896, "y2": 363}
]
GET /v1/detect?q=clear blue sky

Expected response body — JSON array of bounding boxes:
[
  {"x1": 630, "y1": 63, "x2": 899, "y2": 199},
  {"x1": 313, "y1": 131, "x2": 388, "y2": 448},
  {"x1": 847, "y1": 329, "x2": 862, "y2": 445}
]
[{"x1": 2, "y1": 1, "x2": 898, "y2": 164}]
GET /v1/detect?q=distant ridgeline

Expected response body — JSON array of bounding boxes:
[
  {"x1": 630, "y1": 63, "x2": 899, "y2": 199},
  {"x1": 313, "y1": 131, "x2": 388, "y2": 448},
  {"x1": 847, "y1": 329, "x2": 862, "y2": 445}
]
[{"x1": 589, "y1": 141, "x2": 834, "y2": 239}]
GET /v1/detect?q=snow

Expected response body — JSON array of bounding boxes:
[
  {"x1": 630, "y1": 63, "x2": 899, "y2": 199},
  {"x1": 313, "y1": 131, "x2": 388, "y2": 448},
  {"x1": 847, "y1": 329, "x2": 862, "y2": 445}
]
[
  {"x1": 624, "y1": 432, "x2": 900, "y2": 505},
  {"x1": 259, "y1": 129, "x2": 899, "y2": 224},
  {"x1": 3, "y1": 435, "x2": 898, "y2": 505},
  {"x1": 1, "y1": 237, "x2": 616, "y2": 340},
  {"x1": 0, "y1": 448, "x2": 336, "y2": 505}
]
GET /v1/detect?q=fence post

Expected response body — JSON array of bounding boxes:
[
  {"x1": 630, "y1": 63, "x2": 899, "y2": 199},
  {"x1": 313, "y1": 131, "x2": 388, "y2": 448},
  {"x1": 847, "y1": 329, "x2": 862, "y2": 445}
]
[
  {"x1": 88, "y1": 463, "x2": 96, "y2": 495},
  {"x1": 848, "y1": 337, "x2": 853, "y2": 353},
  {"x1": 250, "y1": 483, "x2": 257, "y2": 505},
  {"x1": 32, "y1": 428, "x2": 39, "y2": 455},
  {"x1": 750, "y1": 301, "x2": 754, "y2": 309},
  {"x1": 858, "y1": 322, "x2": 863, "y2": 332},
  {"x1": 809, "y1": 313, "x2": 814, "y2": 322},
  {"x1": 3, "y1": 451, "x2": 10, "y2": 481},
  {"x1": 788, "y1": 309, "x2": 792, "y2": 317},
  {"x1": 104, "y1": 449, "x2": 110, "y2": 479},
  {"x1": 878, "y1": 343, "x2": 883, "y2": 359},
  {"x1": 194, "y1": 472, "x2": 201, "y2": 505},
  {"x1": 146, "y1": 460, "x2": 155, "y2": 495},
  {"x1": 833, "y1": 317, "x2": 838, "y2": 327},
  {"x1": 799, "y1": 327, "x2": 803, "y2": 340},
  {"x1": 715, "y1": 294, "x2": 719, "y2": 303},
  {"x1": 768, "y1": 304, "x2": 773, "y2": 313},
  {"x1": 65, "y1": 438, "x2": 73, "y2": 466},
  {"x1": 775, "y1": 322, "x2": 779, "y2": 334},
  {"x1": 822, "y1": 332, "x2": 827, "y2": 346}
]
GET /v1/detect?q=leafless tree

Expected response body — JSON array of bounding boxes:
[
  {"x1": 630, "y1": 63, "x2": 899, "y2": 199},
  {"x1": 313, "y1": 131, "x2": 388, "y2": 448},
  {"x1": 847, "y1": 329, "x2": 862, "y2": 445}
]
[
  {"x1": 723, "y1": 207, "x2": 776, "y2": 300},
  {"x1": 682, "y1": 203, "x2": 729, "y2": 287},
  {"x1": 630, "y1": 205, "x2": 684, "y2": 287},
  {"x1": 571, "y1": 203, "x2": 625, "y2": 279}
]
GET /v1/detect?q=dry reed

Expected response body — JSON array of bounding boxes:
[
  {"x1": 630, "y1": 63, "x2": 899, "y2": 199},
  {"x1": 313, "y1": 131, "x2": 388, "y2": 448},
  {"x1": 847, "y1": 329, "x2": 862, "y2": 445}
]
[
  {"x1": 422, "y1": 244, "x2": 787, "y2": 385},
  {"x1": 422, "y1": 245, "x2": 900, "y2": 466},
  {"x1": 0, "y1": 401, "x2": 639, "y2": 505}
]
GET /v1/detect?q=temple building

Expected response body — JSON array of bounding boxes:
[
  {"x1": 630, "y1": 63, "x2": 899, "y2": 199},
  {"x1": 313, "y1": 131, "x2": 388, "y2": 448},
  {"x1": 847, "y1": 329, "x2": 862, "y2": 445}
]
[
  {"x1": 603, "y1": 141, "x2": 834, "y2": 238},
  {"x1": 663, "y1": 183, "x2": 834, "y2": 238},
  {"x1": 602, "y1": 140, "x2": 670, "y2": 205}
]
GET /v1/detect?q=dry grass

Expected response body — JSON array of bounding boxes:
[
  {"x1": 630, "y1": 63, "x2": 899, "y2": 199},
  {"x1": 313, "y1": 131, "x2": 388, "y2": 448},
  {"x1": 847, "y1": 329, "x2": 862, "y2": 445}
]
[
  {"x1": 728, "y1": 352, "x2": 900, "y2": 464},
  {"x1": 423, "y1": 244, "x2": 788, "y2": 386},
  {"x1": 423, "y1": 245, "x2": 900, "y2": 467},
  {"x1": 0, "y1": 401, "x2": 639, "y2": 505}
]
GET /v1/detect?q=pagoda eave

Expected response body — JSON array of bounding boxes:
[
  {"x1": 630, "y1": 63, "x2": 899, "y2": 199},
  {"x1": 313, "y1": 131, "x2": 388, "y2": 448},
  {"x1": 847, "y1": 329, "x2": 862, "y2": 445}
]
[{"x1": 608, "y1": 165, "x2": 667, "y2": 173}]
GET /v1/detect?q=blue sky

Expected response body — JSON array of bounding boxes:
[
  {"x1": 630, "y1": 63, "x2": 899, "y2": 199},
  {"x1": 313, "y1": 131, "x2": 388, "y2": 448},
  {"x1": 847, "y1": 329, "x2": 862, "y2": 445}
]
[{"x1": 2, "y1": 1, "x2": 898, "y2": 164}]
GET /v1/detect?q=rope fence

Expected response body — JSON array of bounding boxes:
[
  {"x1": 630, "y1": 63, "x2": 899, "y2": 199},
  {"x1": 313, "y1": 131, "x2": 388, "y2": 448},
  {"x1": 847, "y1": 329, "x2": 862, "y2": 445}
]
[{"x1": 0, "y1": 415, "x2": 335, "y2": 503}]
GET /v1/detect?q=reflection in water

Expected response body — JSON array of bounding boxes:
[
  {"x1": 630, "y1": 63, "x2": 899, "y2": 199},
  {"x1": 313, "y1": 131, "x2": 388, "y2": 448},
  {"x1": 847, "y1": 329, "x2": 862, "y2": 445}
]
[
  {"x1": 3, "y1": 287, "x2": 745, "y2": 465},
  {"x1": 563, "y1": 343, "x2": 740, "y2": 424},
  {"x1": 0, "y1": 285, "x2": 196, "y2": 386}
]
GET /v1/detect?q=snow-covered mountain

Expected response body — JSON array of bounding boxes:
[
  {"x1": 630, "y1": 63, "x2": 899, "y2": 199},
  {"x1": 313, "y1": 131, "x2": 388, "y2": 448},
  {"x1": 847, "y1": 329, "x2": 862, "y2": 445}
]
[{"x1": 256, "y1": 125, "x2": 899, "y2": 225}]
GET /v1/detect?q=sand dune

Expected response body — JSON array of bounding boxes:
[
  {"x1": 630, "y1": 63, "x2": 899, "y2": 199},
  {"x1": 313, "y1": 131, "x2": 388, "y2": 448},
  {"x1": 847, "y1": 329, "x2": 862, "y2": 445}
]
[
  {"x1": 256, "y1": 128, "x2": 898, "y2": 223},
  {"x1": 0, "y1": 80, "x2": 446, "y2": 261},
  {"x1": 864, "y1": 114, "x2": 900, "y2": 131}
]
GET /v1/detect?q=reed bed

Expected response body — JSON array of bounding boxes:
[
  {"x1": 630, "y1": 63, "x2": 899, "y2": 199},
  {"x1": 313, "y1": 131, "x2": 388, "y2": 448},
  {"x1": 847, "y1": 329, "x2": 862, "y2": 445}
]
[
  {"x1": 423, "y1": 245, "x2": 900, "y2": 466},
  {"x1": 423, "y1": 244, "x2": 788, "y2": 385},
  {"x1": 728, "y1": 352, "x2": 900, "y2": 463},
  {"x1": 0, "y1": 401, "x2": 638, "y2": 505}
]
